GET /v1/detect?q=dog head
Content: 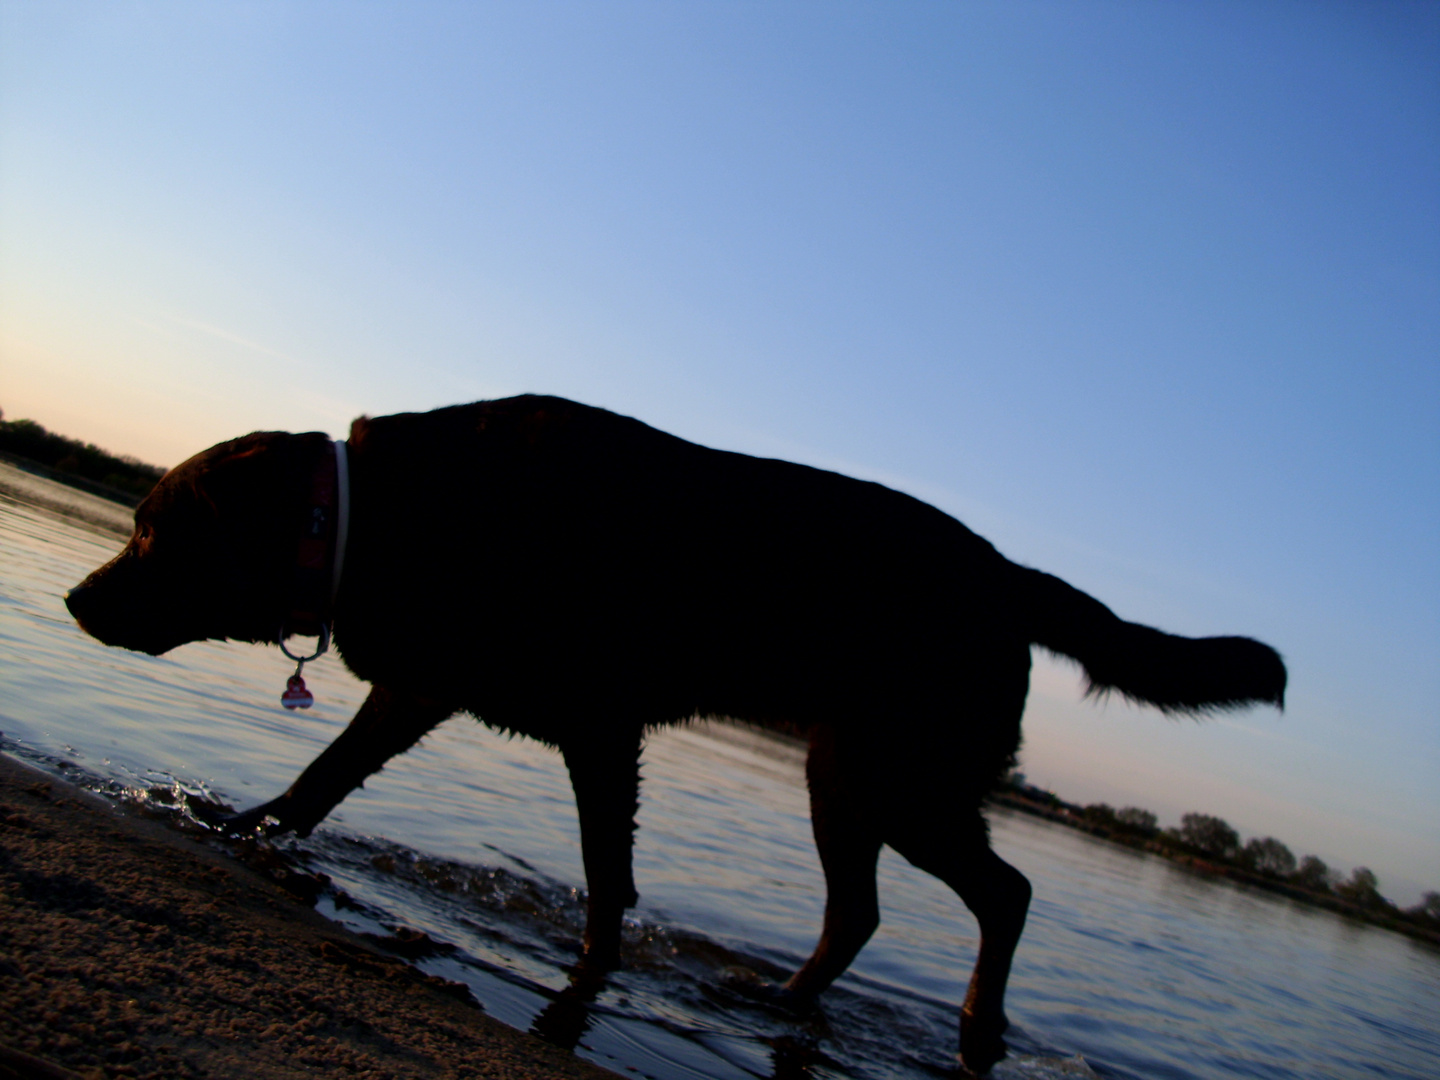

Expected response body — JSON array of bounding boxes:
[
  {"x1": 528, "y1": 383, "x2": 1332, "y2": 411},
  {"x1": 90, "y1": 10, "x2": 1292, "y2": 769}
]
[{"x1": 66, "y1": 431, "x2": 334, "y2": 655}]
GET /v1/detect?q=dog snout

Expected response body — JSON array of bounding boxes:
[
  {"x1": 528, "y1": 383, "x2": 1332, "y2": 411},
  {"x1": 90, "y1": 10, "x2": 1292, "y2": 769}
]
[
  {"x1": 64, "y1": 559, "x2": 195, "y2": 656},
  {"x1": 65, "y1": 566, "x2": 149, "y2": 650},
  {"x1": 64, "y1": 580, "x2": 95, "y2": 622},
  {"x1": 64, "y1": 574, "x2": 126, "y2": 646}
]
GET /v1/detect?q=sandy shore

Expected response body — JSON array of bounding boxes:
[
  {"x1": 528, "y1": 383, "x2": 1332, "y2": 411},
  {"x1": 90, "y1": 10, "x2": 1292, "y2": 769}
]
[{"x1": 0, "y1": 753, "x2": 621, "y2": 1080}]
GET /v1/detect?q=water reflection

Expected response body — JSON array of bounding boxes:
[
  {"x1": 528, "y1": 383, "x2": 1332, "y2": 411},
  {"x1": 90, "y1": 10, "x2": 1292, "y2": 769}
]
[{"x1": 531, "y1": 967, "x2": 607, "y2": 1051}]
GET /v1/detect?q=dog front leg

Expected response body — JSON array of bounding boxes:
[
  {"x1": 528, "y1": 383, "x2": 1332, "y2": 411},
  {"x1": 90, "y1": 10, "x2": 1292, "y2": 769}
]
[
  {"x1": 785, "y1": 725, "x2": 882, "y2": 1000},
  {"x1": 561, "y1": 727, "x2": 643, "y2": 971},
  {"x1": 218, "y1": 686, "x2": 456, "y2": 838}
]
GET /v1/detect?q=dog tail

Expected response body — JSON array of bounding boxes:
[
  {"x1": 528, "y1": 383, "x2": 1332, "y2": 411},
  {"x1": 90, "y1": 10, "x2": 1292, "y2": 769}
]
[{"x1": 1014, "y1": 566, "x2": 1286, "y2": 713}]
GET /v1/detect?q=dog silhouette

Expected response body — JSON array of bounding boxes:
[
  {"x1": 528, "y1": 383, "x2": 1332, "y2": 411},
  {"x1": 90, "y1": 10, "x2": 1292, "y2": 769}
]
[{"x1": 66, "y1": 395, "x2": 1285, "y2": 1074}]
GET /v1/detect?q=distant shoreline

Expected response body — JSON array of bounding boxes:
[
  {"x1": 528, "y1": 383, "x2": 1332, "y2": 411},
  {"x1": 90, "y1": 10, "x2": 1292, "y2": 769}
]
[
  {"x1": 0, "y1": 448, "x2": 148, "y2": 507},
  {"x1": 987, "y1": 784, "x2": 1440, "y2": 947},
  {"x1": 0, "y1": 458, "x2": 136, "y2": 538}
]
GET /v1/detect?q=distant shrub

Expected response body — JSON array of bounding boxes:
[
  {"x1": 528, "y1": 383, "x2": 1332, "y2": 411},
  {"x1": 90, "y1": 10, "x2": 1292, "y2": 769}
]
[
  {"x1": 1405, "y1": 892, "x2": 1440, "y2": 927},
  {"x1": 1239, "y1": 837, "x2": 1297, "y2": 877},
  {"x1": 1177, "y1": 813, "x2": 1240, "y2": 859},
  {"x1": 1115, "y1": 807, "x2": 1158, "y2": 833},
  {"x1": 1292, "y1": 855, "x2": 1334, "y2": 892},
  {"x1": 1335, "y1": 867, "x2": 1389, "y2": 911}
]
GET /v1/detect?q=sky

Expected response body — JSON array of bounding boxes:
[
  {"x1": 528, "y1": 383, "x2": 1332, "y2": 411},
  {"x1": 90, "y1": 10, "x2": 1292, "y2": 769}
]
[{"x1": 1, "y1": 2, "x2": 1436, "y2": 903}]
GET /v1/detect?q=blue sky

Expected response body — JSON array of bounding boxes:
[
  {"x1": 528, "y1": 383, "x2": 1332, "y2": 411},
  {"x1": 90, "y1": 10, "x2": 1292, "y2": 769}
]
[{"x1": 2, "y1": 2, "x2": 1436, "y2": 901}]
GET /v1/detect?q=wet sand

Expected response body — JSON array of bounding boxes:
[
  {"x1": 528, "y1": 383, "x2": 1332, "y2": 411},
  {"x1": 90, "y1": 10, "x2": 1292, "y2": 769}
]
[{"x1": 0, "y1": 753, "x2": 621, "y2": 1080}]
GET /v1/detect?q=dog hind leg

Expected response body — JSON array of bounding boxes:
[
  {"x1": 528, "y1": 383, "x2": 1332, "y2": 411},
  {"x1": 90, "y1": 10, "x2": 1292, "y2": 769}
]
[
  {"x1": 217, "y1": 686, "x2": 455, "y2": 838},
  {"x1": 561, "y1": 726, "x2": 643, "y2": 971},
  {"x1": 784, "y1": 725, "x2": 883, "y2": 1000},
  {"x1": 887, "y1": 812, "x2": 1031, "y2": 1077}
]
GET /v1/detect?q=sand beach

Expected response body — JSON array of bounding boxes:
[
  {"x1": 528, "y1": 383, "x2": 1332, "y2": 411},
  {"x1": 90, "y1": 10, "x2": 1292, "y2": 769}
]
[{"x1": 0, "y1": 753, "x2": 620, "y2": 1080}]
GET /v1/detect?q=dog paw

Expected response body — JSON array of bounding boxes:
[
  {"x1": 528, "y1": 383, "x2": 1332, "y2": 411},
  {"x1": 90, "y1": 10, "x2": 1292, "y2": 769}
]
[
  {"x1": 722, "y1": 970, "x2": 814, "y2": 1014},
  {"x1": 196, "y1": 799, "x2": 288, "y2": 837},
  {"x1": 959, "y1": 1007, "x2": 1010, "y2": 1077},
  {"x1": 225, "y1": 808, "x2": 281, "y2": 835},
  {"x1": 183, "y1": 795, "x2": 241, "y2": 829},
  {"x1": 180, "y1": 789, "x2": 282, "y2": 835}
]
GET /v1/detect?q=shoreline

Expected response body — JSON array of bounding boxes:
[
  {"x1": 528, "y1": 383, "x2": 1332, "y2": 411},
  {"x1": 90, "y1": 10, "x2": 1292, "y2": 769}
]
[
  {"x1": 0, "y1": 752, "x2": 622, "y2": 1080},
  {"x1": 0, "y1": 449, "x2": 149, "y2": 509},
  {"x1": 987, "y1": 787, "x2": 1440, "y2": 947}
]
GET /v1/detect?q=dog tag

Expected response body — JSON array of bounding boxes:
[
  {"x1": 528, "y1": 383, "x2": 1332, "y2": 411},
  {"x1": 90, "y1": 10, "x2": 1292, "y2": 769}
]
[{"x1": 281, "y1": 673, "x2": 315, "y2": 710}]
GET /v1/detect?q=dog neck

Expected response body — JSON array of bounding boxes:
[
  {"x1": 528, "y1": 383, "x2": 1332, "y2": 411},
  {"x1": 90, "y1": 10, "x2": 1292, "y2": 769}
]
[{"x1": 283, "y1": 438, "x2": 350, "y2": 638}]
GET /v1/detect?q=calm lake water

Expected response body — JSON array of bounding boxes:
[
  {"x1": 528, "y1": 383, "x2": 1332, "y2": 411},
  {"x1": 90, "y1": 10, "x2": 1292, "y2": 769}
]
[{"x1": 2, "y1": 461, "x2": 1436, "y2": 1080}]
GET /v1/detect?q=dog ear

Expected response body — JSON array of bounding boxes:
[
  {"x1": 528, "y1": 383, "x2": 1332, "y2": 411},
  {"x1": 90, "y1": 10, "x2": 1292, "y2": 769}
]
[
  {"x1": 191, "y1": 435, "x2": 285, "y2": 504},
  {"x1": 182, "y1": 433, "x2": 320, "y2": 528}
]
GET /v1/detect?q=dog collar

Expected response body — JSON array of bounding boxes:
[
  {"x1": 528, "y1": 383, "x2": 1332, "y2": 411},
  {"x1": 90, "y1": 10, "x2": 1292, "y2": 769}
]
[
  {"x1": 332, "y1": 438, "x2": 350, "y2": 603},
  {"x1": 282, "y1": 438, "x2": 350, "y2": 639},
  {"x1": 277, "y1": 439, "x2": 349, "y2": 710}
]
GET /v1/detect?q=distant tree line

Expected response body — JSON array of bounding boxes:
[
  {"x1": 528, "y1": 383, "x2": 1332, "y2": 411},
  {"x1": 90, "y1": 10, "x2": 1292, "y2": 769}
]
[
  {"x1": 0, "y1": 410, "x2": 165, "y2": 503},
  {"x1": 994, "y1": 770, "x2": 1439, "y2": 942}
]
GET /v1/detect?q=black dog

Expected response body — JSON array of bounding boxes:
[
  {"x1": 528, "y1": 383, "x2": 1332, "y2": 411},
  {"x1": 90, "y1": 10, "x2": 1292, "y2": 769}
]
[{"x1": 66, "y1": 395, "x2": 1285, "y2": 1074}]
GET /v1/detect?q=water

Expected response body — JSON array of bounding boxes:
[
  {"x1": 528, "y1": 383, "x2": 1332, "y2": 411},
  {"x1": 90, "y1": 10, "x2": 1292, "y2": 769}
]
[{"x1": 2, "y1": 460, "x2": 1436, "y2": 1080}]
